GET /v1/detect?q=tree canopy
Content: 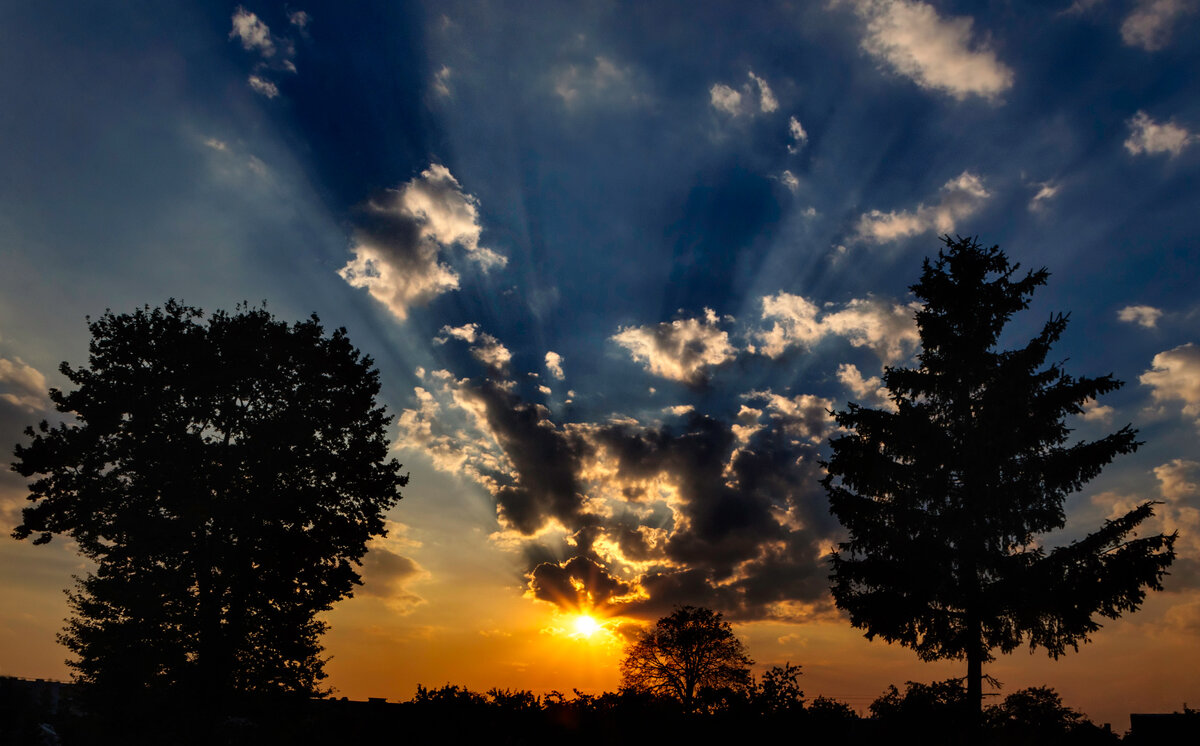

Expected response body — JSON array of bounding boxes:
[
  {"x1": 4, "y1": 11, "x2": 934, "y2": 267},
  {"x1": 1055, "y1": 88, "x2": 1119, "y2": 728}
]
[
  {"x1": 619, "y1": 606, "x2": 752, "y2": 709},
  {"x1": 11, "y1": 301, "x2": 407, "y2": 706},
  {"x1": 823, "y1": 236, "x2": 1176, "y2": 713}
]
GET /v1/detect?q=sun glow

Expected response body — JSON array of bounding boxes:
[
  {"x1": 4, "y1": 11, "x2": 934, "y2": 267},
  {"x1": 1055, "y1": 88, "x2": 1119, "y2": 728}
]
[{"x1": 573, "y1": 614, "x2": 602, "y2": 638}]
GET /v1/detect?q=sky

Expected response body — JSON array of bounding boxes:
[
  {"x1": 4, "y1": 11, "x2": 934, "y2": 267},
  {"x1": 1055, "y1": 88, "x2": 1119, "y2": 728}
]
[{"x1": 1, "y1": 0, "x2": 1199, "y2": 729}]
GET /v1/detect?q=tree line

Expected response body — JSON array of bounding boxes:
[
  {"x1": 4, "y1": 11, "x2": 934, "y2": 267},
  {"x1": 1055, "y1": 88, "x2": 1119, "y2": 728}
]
[{"x1": 6, "y1": 237, "x2": 1178, "y2": 743}]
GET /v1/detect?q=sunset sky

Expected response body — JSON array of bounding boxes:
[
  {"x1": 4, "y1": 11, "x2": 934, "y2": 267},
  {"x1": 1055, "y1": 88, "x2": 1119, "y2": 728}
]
[{"x1": 2, "y1": 0, "x2": 1199, "y2": 730}]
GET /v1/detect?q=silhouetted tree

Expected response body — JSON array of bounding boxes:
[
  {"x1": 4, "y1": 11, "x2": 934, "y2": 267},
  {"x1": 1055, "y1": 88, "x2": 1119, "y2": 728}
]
[
  {"x1": 824, "y1": 237, "x2": 1176, "y2": 716},
  {"x1": 11, "y1": 302, "x2": 407, "y2": 716},
  {"x1": 755, "y1": 662, "x2": 804, "y2": 713},
  {"x1": 619, "y1": 606, "x2": 752, "y2": 710}
]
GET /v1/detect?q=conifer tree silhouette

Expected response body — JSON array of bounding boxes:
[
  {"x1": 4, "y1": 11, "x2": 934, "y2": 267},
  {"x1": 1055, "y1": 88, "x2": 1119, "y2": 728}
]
[{"x1": 824, "y1": 237, "x2": 1175, "y2": 715}]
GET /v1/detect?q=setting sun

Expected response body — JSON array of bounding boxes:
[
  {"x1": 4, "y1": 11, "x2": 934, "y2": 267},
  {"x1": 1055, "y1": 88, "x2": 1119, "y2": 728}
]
[{"x1": 573, "y1": 614, "x2": 602, "y2": 638}]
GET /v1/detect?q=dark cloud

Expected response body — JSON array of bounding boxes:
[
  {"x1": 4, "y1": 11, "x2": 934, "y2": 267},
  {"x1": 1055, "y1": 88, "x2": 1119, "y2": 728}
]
[
  {"x1": 527, "y1": 555, "x2": 633, "y2": 613},
  {"x1": 470, "y1": 381, "x2": 599, "y2": 536},
  {"x1": 428, "y1": 375, "x2": 841, "y2": 622},
  {"x1": 358, "y1": 546, "x2": 425, "y2": 611}
]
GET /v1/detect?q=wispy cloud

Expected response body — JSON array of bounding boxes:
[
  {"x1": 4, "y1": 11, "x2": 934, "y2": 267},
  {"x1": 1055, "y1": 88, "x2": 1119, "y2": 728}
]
[
  {"x1": 1121, "y1": 0, "x2": 1197, "y2": 51},
  {"x1": 850, "y1": 0, "x2": 1014, "y2": 100},
  {"x1": 855, "y1": 171, "x2": 990, "y2": 244}
]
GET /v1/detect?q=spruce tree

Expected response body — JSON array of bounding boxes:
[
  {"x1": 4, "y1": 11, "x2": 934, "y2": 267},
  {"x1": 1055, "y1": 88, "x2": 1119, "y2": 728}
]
[{"x1": 823, "y1": 236, "x2": 1176, "y2": 714}]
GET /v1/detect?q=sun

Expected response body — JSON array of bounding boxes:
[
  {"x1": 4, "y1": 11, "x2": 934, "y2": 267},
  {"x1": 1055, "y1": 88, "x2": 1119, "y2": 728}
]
[{"x1": 573, "y1": 614, "x2": 602, "y2": 638}]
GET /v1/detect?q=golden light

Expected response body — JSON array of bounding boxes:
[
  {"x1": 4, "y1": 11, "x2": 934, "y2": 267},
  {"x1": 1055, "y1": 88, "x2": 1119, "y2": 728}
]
[{"x1": 573, "y1": 614, "x2": 602, "y2": 638}]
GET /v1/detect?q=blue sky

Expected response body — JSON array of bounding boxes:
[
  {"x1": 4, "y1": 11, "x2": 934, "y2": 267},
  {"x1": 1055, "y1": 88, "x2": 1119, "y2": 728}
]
[{"x1": 2, "y1": 0, "x2": 1199, "y2": 722}]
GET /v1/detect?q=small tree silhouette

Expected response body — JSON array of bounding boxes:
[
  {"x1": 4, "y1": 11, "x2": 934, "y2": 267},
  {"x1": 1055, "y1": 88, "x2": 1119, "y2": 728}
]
[
  {"x1": 619, "y1": 606, "x2": 752, "y2": 710},
  {"x1": 824, "y1": 236, "x2": 1176, "y2": 716}
]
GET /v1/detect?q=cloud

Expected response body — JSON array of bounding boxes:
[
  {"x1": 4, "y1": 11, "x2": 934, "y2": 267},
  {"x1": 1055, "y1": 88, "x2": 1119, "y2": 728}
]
[
  {"x1": 0, "y1": 355, "x2": 47, "y2": 412},
  {"x1": 398, "y1": 358, "x2": 841, "y2": 622},
  {"x1": 230, "y1": 7, "x2": 275, "y2": 57},
  {"x1": 289, "y1": 10, "x2": 310, "y2": 29},
  {"x1": 787, "y1": 116, "x2": 808, "y2": 153},
  {"x1": 1121, "y1": 0, "x2": 1197, "y2": 51},
  {"x1": 1029, "y1": 181, "x2": 1060, "y2": 212},
  {"x1": 850, "y1": 0, "x2": 1014, "y2": 100},
  {"x1": 247, "y1": 75, "x2": 279, "y2": 99},
  {"x1": 754, "y1": 293, "x2": 920, "y2": 362},
  {"x1": 748, "y1": 72, "x2": 778, "y2": 113},
  {"x1": 710, "y1": 71, "x2": 779, "y2": 116},
  {"x1": 1153, "y1": 459, "x2": 1200, "y2": 555},
  {"x1": 1125, "y1": 111, "x2": 1196, "y2": 157},
  {"x1": 554, "y1": 56, "x2": 639, "y2": 108},
  {"x1": 612, "y1": 308, "x2": 736, "y2": 385},
  {"x1": 1140, "y1": 343, "x2": 1200, "y2": 425},
  {"x1": 780, "y1": 170, "x2": 800, "y2": 192},
  {"x1": 545, "y1": 351, "x2": 565, "y2": 380},
  {"x1": 836, "y1": 363, "x2": 895, "y2": 411},
  {"x1": 437, "y1": 323, "x2": 512, "y2": 373},
  {"x1": 1119, "y1": 304, "x2": 1164, "y2": 328},
  {"x1": 855, "y1": 171, "x2": 990, "y2": 243},
  {"x1": 359, "y1": 546, "x2": 426, "y2": 613},
  {"x1": 433, "y1": 65, "x2": 452, "y2": 97},
  {"x1": 709, "y1": 83, "x2": 743, "y2": 115},
  {"x1": 1079, "y1": 399, "x2": 1115, "y2": 423},
  {"x1": 339, "y1": 164, "x2": 505, "y2": 321}
]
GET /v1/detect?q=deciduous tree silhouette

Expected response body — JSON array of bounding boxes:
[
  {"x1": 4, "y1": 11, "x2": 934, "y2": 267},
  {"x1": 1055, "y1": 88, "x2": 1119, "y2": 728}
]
[
  {"x1": 823, "y1": 236, "x2": 1176, "y2": 716},
  {"x1": 11, "y1": 302, "x2": 407, "y2": 711},
  {"x1": 619, "y1": 606, "x2": 752, "y2": 710}
]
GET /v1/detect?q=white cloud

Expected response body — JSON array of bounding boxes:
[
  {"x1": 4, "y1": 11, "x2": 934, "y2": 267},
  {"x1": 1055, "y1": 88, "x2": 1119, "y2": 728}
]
[
  {"x1": 787, "y1": 116, "x2": 808, "y2": 153},
  {"x1": 709, "y1": 83, "x2": 743, "y2": 115},
  {"x1": 545, "y1": 351, "x2": 565, "y2": 380},
  {"x1": 1140, "y1": 343, "x2": 1200, "y2": 424},
  {"x1": 1118, "y1": 304, "x2": 1164, "y2": 328},
  {"x1": 538, "y1": 385, "x2": 552, "y2": 396},
  {"x1": 780, "y1": 170, "x2": 800, "y2": 193},
  {"x1": 855, "y1": 171, "x2": 990, "y2": 244},
  {"x1": 1121, "y1": 0, "x2": 1197, "y2": 51},
  {"x1": 339, "y1": 164, "x2": 505, "y2": 321},
  {"x1": 837, "y1": 363, "x2": 895, "y2": 411},
  {"x1": 289, "y1": 10, "x2": 310, "y2": 29},
  {"x1": 851, "y1": 0, "x2": 1014, "y2": 100},
  {"x1": 247, "y1": 75, "x2": 279, "y2": 99},
  {"x1": 230, "y1": 7, "x2": 275, "y2": 57},
  {"x1": 437, "y1": 323, "x2": 512, "y2": 372},
  {"x1": 755, "y1": 293, "x2": 920, "y2": 362},
  {"x1": 1125, "y1": 111, "x2": 1196, "y2": 157},
  {"x1": 612, "y1": 308, "x2": 736, "y2": 384},
  {"x1": 746, "y1": 390, "x2": 837, "y2": 444},
  {"x1": 710, "y1": 71, "x2": 779, "y2": 116},
  {"x1": 748, "y1": 71, "x2": 778, "y2": 113}
]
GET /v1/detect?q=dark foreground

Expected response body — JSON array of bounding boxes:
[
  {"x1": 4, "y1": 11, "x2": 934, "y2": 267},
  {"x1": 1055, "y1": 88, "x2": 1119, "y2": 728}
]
[{"x1": 3, "y1": 678, "x2": 1196, "y2": 746}]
